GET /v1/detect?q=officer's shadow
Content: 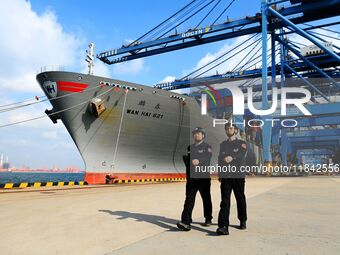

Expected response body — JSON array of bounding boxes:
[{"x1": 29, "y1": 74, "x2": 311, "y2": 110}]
[{"x1": 99, "y1": 210, "x2": 217, "y2": 235}]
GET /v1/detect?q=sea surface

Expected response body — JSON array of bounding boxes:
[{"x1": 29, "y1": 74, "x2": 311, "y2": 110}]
[{"x1": 0, "y1": 172, "x2": 85, "y2": 184}]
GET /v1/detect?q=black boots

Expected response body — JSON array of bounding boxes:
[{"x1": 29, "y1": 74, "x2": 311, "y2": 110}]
[
  {"x1": 201, "y1": 219, "x2": 212, "y2": 227},
  {"x1": 217, "y1": 221, "x2": 246, "y2": 235},
  {"x1": 216, "y1": 226, "x2": 229, "y2": 235},
  {"x1": 240, "y1": 221, "x2": 247, "y2": 230},
  {"x1": 177, "y1": 221, "x2": 191, "y2": 231}
]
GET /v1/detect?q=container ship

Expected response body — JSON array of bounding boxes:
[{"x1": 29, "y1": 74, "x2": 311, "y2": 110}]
[{"x1": 36, "y1": 64, "x2": 261, "y2": 185}]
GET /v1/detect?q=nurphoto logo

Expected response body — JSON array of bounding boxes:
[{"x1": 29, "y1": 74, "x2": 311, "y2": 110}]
[{"x1": 201, "y1": 84, "x2": 312, "y2": 128}]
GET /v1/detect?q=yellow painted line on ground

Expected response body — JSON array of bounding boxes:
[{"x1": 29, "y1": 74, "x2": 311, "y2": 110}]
[
  {"x1": 106, "y1": 177, "x2": 187, "y2": 185},
  {"x1": 4, "y1": 183, "x2": 14, "y2": 189},
  {"x1": 57, "y1": 182, "x2": 64, "y2": 187},
  {"x1": 69, "y1": 182, "x2": 75, "y2": 186},
  {"x1": 33, "y1": 183, "x2": 41, "y2": 188},
  {"x1": 79, "y1": 181, "x2": 84, "y2": 185},
  {"x1": 46, "y1": 182, "x2": 53, "y2": 187},
  {"x1": 19, "y1": 183, "x2": 28, "y2": 188}
]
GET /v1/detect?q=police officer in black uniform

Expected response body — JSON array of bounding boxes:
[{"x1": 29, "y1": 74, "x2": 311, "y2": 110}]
[
  {"x1": 177, "y1": 127, "x2": 213, "y2": 231},
  {"x1": 216, "y1": 123, "x2": 248, "y2": 235}
]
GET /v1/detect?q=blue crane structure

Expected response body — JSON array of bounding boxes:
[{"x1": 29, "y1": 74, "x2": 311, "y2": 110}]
[{"x1": 97, "y1": 0, "x2": 340, "y2": 168}]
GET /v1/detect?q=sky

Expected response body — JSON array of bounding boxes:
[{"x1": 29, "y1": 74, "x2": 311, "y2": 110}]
[{"x1": 0, "y1": 0, "x2": 338, "y2": 169}]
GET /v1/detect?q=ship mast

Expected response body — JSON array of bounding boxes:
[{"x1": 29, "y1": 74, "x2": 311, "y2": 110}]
[{"x1": 86, "y1": 43, "x2": 95, "y2": 75}]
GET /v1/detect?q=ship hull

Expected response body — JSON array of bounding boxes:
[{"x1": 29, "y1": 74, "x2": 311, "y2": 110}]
[{"x1": 36, "y1": 71, "x2": 260, "y2": 184}]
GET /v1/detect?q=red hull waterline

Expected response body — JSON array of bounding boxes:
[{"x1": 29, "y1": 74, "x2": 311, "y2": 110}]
[{"x1": 84, "y1": 172, "x2": 187, "y2": 185}]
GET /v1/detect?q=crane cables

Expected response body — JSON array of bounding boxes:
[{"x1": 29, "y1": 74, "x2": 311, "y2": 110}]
[
  {"x1": 182, "y1": 33, "x2": 281, "y2": 81},
  {"x1": 286, "y1": 26, "x2": 340, "y2": 51},
  {"x1": 302, "y1": 23, "x2": 340, "y2": 36},
  {"x1": 211, "y1": 0, "x2": 236, "y2": 26},
  {"x1": 129, "y1": 0, "x2": 237, "y2": 45},
  {"x1": 195, "y1": 0, "x2": 223, "y2": 29},
  {"x1": 155, "y1": 0, "x2": 216, "y2": 40},
  {"x1": 180, "y1": 34, "x2": 279, "y2": 90},
  {"x1": 179, "y1": 33, "x2": 260, "y2": 80},
  {"x1": 130, "y1": 0, "x2": 210, "y2": 44},
  {"x1": 188, "y1": 46, "x2": 277, "y2": 93}
]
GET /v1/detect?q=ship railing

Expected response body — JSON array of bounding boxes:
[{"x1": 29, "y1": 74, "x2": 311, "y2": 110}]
[{"x1": 37, "y1": 65, "x2": 66, "y2": 74}]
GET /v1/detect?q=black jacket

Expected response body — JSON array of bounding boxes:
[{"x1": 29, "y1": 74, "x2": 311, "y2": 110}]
[
  {"x1": 218, "y1": 138, "x2": 248, "y2": 178},
  {"x1": 183, "y1": 141, "x2": 212, "y2": 179}
]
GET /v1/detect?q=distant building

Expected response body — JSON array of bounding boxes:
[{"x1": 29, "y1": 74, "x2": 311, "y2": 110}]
[
  {"x1": 2, "y1": 162, "x2": 10, "y2": 169},
  {"x1": 0, "y1": 153, "x2": 10, "y2": 169}
]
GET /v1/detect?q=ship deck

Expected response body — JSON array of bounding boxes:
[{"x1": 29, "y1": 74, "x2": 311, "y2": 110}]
[{"x1": 1, "y1": 177, "x2": 339, "y2": 255}]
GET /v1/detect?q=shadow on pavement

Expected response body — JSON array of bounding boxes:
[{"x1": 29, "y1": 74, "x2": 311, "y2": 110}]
[{"x1": 99, "y1": 210, "x2": 216, "y2": 235}]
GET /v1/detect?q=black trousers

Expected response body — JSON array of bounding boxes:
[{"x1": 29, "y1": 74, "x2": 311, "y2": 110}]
[
  {"x1": 181, "y1": 179, "x2": 212, "y2": 225},
  {"x1": 218, "y1": 178, "x2": 247, "y2": 228}
]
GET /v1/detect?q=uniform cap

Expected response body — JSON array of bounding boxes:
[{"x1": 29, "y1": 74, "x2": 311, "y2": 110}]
[
  {"x1": 192, "y1": 127, "x2": 206, "y2": 136},
  {"x1": 225, "y1": 123, "x2": 239, "y2": 130}
]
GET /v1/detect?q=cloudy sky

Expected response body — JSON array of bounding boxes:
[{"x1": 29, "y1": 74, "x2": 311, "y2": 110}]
[{"x1": 0, "y1": 0, "x2": 338, "y2": 169}]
